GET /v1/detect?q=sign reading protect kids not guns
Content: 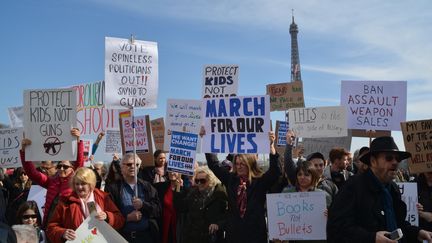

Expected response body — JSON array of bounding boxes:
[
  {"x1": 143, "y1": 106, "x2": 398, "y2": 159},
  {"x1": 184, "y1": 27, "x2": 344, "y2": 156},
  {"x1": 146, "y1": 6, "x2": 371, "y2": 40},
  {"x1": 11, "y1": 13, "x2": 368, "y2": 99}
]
[
  {"x1": 341, "y1": 81, "x2": 407, "y2": 131},
  {"x1": 202, "y1": 64, "x2": 239, "y2": 98},
  {"x1": 0, "y1": 128, "x2": 23, "y2": 168},
  {"x1": 401, "y1": 119, "x2": 432, "y2": 173},
  {"x1": 24, "y1": 89, "x2": 77, "y2": 161},
  {"x1": 105, "y1": 37, "x2": 158, "y2": 109},
  {"x1": 202, "y1": 95, "x2": 271, "y2": 154},
  {"x1": 267, "y1": 191, "x2": 327, "y2": 241}
]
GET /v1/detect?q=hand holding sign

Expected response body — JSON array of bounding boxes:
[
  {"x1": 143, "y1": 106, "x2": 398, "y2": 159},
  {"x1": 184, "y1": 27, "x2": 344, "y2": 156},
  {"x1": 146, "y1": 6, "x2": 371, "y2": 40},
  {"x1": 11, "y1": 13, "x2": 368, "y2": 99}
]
[
  {"x1": 63, "y1": 229, "x2": 77, "y2": 241},
  {"x1": 286, "y1": 130, "x2": 296, "y2": 146}
]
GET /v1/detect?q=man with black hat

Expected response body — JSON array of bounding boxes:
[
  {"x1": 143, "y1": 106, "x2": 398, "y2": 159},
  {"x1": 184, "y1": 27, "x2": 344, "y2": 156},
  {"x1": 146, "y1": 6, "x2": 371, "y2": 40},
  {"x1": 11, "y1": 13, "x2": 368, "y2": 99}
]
[{"x1": 327, "y1": 136, "x2": 432, "y2": 243}]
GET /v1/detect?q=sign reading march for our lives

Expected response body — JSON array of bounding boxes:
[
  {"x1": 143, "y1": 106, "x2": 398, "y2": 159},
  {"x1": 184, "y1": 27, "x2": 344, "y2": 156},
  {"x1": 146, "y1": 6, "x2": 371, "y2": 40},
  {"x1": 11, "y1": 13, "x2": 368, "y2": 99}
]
[
  {"x1": 202, "y1": 64, "x2": 239, "y2": 98},
  {"x1": 202, "y1": 95, "x2": 270, "y2": 154},
  {"x1": 401, "y1": 119, "x2": 432, "y2": 173},
  {"x1": 341, "y1": 81, "x2": 407, "y2": 131},
  {"x1": 397, "y1": 182, "x2": 418, "y2": 226},
  {"x1": 105, "y1": 37, "x2": 158, "y2": 109},
  {"x1": 267, "y1": 191, "x2": 327, "y2": 241},
  {"x1": 167, "y1": 131, "x2": 198, "y2": 176},
  {"x1": 23, "y1": 89, "x2": 77, "y2": 161},
  {"x1": 121, "y1": 115, "x2": 150, "y2": 154},
  {"x1": 288, "y1": 106, "x2": 347, "y2": 138},
  {"x1": 0, "y1": 128, "x2": 23, "y2": 168},
  {"x1": 276, "y1": 120, "x2": 289, "y2": 146}
]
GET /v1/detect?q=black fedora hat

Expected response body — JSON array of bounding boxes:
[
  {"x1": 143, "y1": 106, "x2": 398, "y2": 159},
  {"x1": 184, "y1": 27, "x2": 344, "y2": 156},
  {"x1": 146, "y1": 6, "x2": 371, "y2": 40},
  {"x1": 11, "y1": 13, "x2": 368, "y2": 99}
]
[{"x1": 360, "y1": 136, "x2": 411, "y2": 165}]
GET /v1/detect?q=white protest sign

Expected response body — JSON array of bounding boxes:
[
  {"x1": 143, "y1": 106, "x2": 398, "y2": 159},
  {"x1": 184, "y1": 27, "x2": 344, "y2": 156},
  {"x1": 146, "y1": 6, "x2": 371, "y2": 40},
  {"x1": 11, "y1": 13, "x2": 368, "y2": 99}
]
[
  {"x1": 341, "y1": 81, "x2": 407, "y2": 131},
  {"x1": 167, "y1": 131, "x2": 198, "y2": 176},
  {"x1": 23, "y1": 89, "x2": 77, "y2": 161},
  {"x1": 202, "y1": 64, "x2": 239, "y2": 98},
  {"x1": 66, "y1": 215, "x2": 127, "y2": 243},
  {"x1": 202, "y1": 95, "x2": 271, "y2": 154},
  {"x1": 303, "y1": 131, "x2": 352, "y2": 160},
  {"x1": 105, "y1": 129, "x2": 122, "y2": 154},
  {"x1": 267, "y1": 191, "x2": 327, "y2": 241},
  {"x1": 164, "y1": 99, "x2": 202, "y2": 152},
  {"x1": 121, "y1": 115, "x2": 150, "y2": 153},
  {"x1": 397, "y1": 182, "x2": 418, "y2": 226},
  {"x1": 8, "y1": 106, "x2": 24, "y2": 128},
  {"x1": 105, "y1": 37, "x2": 158, "y2": 109},
  {"x1": 0, "y1": 128, "x2": 23, "y2": 168},
  {"x1": 276, "y1": 121, "x2": 289, "y2": 146},
  {"x1": 27, "y1": 185, "x2": 47, "y2": 220},
  {"x1": 288, "y1": 106, "x2": 347, "y2": 138}
]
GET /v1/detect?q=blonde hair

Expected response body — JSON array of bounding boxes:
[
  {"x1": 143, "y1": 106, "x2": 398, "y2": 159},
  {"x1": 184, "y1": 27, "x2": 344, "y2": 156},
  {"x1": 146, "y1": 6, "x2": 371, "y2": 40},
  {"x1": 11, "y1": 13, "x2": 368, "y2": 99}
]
[
  {"x1": 233, "y1": 154, "x2": 263, "y2": 182},
  {"x1": 194, "y1": 166, "x2": 221, "y2": 187},
  {"x1": 72, "y1": 167, "x2": 97, "y2": 190}
]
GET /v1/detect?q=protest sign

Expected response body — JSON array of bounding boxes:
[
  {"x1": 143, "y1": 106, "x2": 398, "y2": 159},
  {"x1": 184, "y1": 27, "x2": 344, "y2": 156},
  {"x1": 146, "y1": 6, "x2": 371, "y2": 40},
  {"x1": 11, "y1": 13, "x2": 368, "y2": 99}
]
[
  {"x1": 202, "y1": 64, "x2": 239, "y2": 98},
  {"x1": 341, "y1": 81, "x2": 407, "y2": 131},
  {"x1": 303, "y1": 131, "x2": 352, "y2": 160},
  {"x1": 82, "y1": 139, "x2": 93, "y2": 167},
  {"x1": 266, "y1": 81, "x2": 305, "y2": 111},
  {"x1": 202, "y1": 95, "x2": 271, "y2": 154},
  {"x1": 351, "y1": 129, "x2": 391, "y2": 138},
  {"x1": 27, "y1": 185, "x2": 47, "y2": 219},
  {"x1": 275, "y1": 120, "x2": 289, "y2": 147},
  {"x1": 23, "y1": 89, "x2": 77, "y2": 161},
  {"x1": 288, "y1": 106, "x2": 347, "y2": 138},
  {"x1": 401, "y1": 119, "x2": 432, "y2": 173},
  {"x1": 105, "y1": 129, "x2": 122, "y2": 154},
  {"x1": 0, "y1": 128, "x2": 23, "y2": 168},
  {"x1": 150, "y1": 117, "x2": 165, "y2": 151},
  {"x1": 66, "y1": 214, "x2": 127, "y2": 243},
  {"x1": 397, "y1": 182, "x2": 418, "y2": 226},
  {"x1": 164, "y1": 99, "x2": 202, "y2": 152},
  {"x1": 105, "y1": 37, "x2": 158, "y2": 109},
  {"x1": 8, "y1": 106, "x2": 24, "y2": 128},
  {"x1": 267, "y1": 191, "x2": 327, "y2": 241},
  {"x1": 167, "y1": 131, "x2": 198, "y2": 176}
]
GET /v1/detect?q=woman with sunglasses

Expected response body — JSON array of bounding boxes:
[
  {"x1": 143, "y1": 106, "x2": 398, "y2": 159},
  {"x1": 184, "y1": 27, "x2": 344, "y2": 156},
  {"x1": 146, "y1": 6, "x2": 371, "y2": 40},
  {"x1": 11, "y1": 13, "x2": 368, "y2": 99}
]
[
  {"x1": 174, "y1": 166, "x2": 228, "y2": 243},
  {"x1": 3, "y1": 167, "x2": 32, "y2": 225},
  {"x1": 46, "y1": 167, "x2": 125, "y2": 243},
  {"x1": 16, "y1": 200, "x2": 45, "y2": 242},
  {"x1": 20, "y1": 128, "x2": 84, "y2": 228}
]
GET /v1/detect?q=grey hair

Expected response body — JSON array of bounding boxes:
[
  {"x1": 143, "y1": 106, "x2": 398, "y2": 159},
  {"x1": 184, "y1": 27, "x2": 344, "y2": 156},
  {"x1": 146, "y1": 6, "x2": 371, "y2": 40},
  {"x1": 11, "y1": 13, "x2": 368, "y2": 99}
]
[
  {"x1": 12, "y1": 224, "x2": 38, "y2": 243},
  {"x1": 194, "y1": 166, "x2": 221, "y2": 187},
  {"x1": 121, "y1": 153, "x2": 142, "y2": 166}
]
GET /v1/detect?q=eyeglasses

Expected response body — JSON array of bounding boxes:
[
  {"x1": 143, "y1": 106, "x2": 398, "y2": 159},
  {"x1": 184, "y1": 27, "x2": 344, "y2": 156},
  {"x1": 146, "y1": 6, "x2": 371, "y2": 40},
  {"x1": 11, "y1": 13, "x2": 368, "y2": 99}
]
[
  {"x1": 194, "y1": 178, "x2": 207, "y2": 184},
  {"x1": 56, "y1": 164, "x2": 72, "y2": 170},
  {"x1": 123, "y1": 163, "x2": 140, "y2": 168},
  {"x1": 384, "y1": 154, "x2": 402, "y2": 162},
  {"x1": 22, "y1": 214, "x2": 37, "y2": 220}
]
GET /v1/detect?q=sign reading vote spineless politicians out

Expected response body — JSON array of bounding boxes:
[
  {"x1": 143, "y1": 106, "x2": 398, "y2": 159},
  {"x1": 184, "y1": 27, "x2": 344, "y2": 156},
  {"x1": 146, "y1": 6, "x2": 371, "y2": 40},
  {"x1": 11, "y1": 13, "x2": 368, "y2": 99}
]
[
  {"x1": 202, "y1": 95, "x2": 271, "y2": 154},
  {"x1": 105, "y1": 37, "x2": 158, "y2": 109},
  {"x1": 23, "y1": 89, "x2": 77, "y2": 161}
]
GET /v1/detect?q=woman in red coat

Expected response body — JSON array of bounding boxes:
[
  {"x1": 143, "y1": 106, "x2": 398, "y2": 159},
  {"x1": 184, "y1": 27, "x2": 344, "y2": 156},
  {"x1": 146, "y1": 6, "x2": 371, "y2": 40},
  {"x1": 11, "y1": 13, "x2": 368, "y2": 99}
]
[{"x1": 46, "y1": 167, "x2": 125, "y2": 243}]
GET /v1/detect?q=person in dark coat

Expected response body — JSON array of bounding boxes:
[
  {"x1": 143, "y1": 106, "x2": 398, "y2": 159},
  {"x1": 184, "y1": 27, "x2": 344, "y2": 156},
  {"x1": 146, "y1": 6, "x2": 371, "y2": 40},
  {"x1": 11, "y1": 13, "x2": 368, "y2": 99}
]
[
  {"x1": 327, "y1": 136, "x2": 432, "y2": 243},
  {"x1": 416, "y1": 172, "x2": 432, "y2": 231},
  {"x1": 139, "y1": 150, "x2": 168, "y2": 184},
  {"x1": 205, "y1": 131, "x2": 281, "y2": 243}
]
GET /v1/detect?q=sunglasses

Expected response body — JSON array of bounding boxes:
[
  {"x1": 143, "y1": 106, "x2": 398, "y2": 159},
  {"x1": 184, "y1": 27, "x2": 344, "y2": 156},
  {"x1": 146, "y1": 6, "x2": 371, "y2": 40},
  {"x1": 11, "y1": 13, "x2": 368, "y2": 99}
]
[
  {"x1": 194, "y1": 178, "x2": 207, "y2": 184},
  {"x1": 384, "y1": 154, "x2": 402, "y2": 162},
  {"x1": 56, "y1": 164, "x2": 72, "y2": 170},
  {"x1": 22, "y1": 214, "x2": 37, "y2": 220},
  {"x1": 123, "y1": 163, "x2": 140, "y2": 168}
]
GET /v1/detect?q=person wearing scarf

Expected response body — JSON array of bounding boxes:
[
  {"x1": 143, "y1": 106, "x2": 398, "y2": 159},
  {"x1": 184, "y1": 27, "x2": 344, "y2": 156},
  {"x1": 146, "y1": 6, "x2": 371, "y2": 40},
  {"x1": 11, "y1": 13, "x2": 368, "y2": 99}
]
[{"x1": 46, "y1": 167, "x2": 125, "y2": 243}]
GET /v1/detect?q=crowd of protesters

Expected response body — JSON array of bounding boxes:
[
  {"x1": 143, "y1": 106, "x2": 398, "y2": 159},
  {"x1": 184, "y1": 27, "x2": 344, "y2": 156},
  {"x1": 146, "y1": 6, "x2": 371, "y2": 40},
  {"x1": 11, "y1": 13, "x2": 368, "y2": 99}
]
[{"x1": 1, "y1": 127, "x2": 432, "y2": 243}]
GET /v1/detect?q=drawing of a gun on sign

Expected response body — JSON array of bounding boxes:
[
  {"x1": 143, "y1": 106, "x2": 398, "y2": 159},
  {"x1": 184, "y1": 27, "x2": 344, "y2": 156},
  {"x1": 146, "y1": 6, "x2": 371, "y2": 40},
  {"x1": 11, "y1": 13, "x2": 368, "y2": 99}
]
[{"x1": 43, "y1": 137, "x2": 65, "y2": 155}]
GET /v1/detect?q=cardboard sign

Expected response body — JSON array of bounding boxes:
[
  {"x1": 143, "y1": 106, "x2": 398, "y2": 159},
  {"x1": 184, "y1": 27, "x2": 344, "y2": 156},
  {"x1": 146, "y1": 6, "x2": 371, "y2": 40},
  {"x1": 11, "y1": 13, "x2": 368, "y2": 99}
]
[
  {"x1": 167, "y1": 131, "x2": 198, "y2": 176},
  {"x1": 401, "y1": 119, "x2": 432, "y2": 173},
  {"x1": 397, "y1": 182, "x2": 418, "y2": 226},
  {"x1": 23, "y1": 89, "x2": 77, "y2": 161},
  {"x1": 8, "y1": 106, "x2": 24, "y2": 128},
  {"x1": 341, "y1": 81, "x2": 407, "y2": 131},
  {"x1": 202, "y1": 64, "x2": 239, "y2": 98},
  {"x1": 267, "y1": 191, "x2": 327, "y2": 241},
  {"x1": 266, "y1": 81, "x2": 305, "y2": 111},
  {"x1": 303, "y1": 131, "x2": 352, "y2": 160},
  {"x1": 275, "y1": 120, "x2": 289, "y2": 146},
  {"x1": 27, "y1": 185, "x2": 47, "y2": 220},
  {"x1": 164, "y1": 99, "x2": 202, "y2": 152},
  {"x1": 0, "y1": 128, "x2": 23, "y2": 168},
  {"x1": 202, "y1": 95, "x2": 271, "y2": 154},
  {"x1": 105, "y1": 37, "x2": 158, "y2": 109},
  {"x1": 150, "y1": 117, "x2": 165, "y2": 151},
  {"x1": 66, "y1": 215, "x2": 127, "y2": 243},
  {"x1": 105, "y1": 129, "x2": 122, "y2": 154},
  {"x1": 351, "y1": 129, "x2": 391, "y2": 138},
  {"x1": 288, "y1": 106, "x2": 347, "y2": 138}
]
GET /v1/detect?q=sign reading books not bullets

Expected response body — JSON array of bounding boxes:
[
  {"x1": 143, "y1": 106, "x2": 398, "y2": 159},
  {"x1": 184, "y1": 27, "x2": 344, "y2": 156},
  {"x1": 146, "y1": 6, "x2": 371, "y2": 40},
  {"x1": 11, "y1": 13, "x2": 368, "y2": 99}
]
[
  {"x1": 401, "y1": 119, "x2": 432, "y2": 173},
  {"x1": 288, "y1": 106, "x2": 347, "y2": 138},
  {"x1": 167, "y1": 131, "x2": 198, "y2": 176},
  {"x1": 0, "y1": 128, "x2": 23, "y2": 168},
  {"x1": 105, "y1": 36, "x2": 158, "y2": 109},
  {"x1": 202, "y1": 64, "x2": 239, "y2": 98},
  {"x1": 340, "y1": 80, "x2": 407, "y2": 131},
  {"x1": 202, "y1": 95, "x2": 271, "y2": 154},
  {"x1": 266, "y1": 191, "x2": 327, "y2": 241},
  {"x1": 23, "y1": 88, "x2": 77, "y2": 161}
]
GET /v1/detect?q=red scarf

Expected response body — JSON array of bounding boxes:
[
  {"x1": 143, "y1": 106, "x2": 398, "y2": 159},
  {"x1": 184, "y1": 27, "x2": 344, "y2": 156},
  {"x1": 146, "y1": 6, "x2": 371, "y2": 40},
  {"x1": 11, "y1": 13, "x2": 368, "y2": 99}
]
[
  {"x1": 237, "y1": 177, "x2": 248, "y2": 218},
  {"x1": 162, "y1": 187, "x2": 177, "y2": 243}
]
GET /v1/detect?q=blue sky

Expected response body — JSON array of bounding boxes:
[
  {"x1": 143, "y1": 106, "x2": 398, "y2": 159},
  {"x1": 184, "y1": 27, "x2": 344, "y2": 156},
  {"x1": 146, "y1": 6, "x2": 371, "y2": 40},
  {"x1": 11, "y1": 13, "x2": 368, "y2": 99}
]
[{"x1": 1, "y1": 0, "x2": 431, "y2": 161}]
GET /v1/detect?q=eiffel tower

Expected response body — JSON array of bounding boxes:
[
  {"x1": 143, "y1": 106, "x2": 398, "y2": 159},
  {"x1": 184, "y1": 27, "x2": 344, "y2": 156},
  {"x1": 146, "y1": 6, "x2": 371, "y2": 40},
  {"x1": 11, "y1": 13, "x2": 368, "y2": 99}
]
[{"x1": 290, "y1": 11, "x2": 302, "y2": 82}]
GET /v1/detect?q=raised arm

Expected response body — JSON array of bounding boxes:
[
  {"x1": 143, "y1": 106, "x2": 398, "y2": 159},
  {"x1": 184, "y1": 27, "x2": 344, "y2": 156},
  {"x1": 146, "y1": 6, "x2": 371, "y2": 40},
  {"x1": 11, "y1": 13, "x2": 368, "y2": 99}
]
[
  {"x1": 206, "y1": 153, "x2": 232, "y2": 186},
  {"x1": 20, "y1": 138, "x2": 49, "y2": 188},
  {"x1": 71, "y1": 128, "x2": 84, "y2": 170},
  {"x1": 261, "y1": 131, "x2": 282, "y2": 188},
  {"x1": 284, "y1": 130, "x2": 297, "y2": 185}
]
